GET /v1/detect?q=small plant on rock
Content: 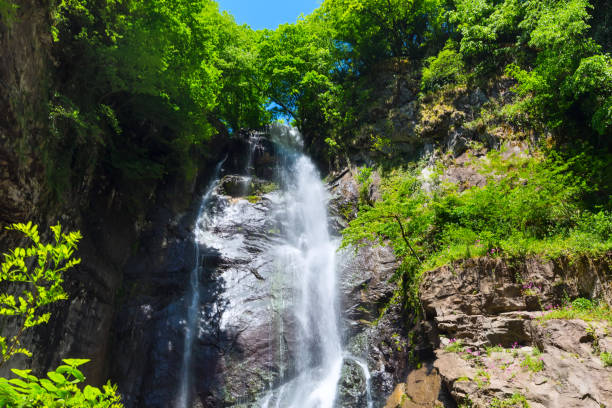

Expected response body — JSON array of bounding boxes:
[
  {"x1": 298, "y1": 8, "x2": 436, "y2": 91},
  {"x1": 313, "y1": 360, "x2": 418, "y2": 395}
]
[
  {"x1": 600, "y1": 351, "x2": 612, "y2": 367},
  {"x1": 475, "y1": 369, "x2": 491, "y2": 388},
  {"x1": 490, "y1": 392, "x2": 530, "y2": 407},
  {"x1": 520, "y1": 353, "x2": 544, "y2": 373},
  {"x1": 445, "y1": 338, "x2": 465, "y2": 353},
  {"x1": 485, "y1": 345, "x2": 505, "y2": 356}
]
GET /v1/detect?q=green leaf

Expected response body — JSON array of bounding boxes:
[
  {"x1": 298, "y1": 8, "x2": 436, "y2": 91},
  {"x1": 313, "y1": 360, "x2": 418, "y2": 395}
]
[
  {"x1": 7, "y1": 378, "x2": 29, "y2": 389},
  {"x1": 10, "y1": 369, "x2": 32, "y2": 379},
  {"x1": 39, "y1": 378, "x2": 58, "y2": 392},
  {"x1": 62, "y1": 358, "x2": 90, "y2": 368},
  {"x1": 47, "y1": 371, "x2": 67, "y2": 384},
  {"x1": 84, "y1": 385, "x2": 102, "y2": 401},
  {"x1": 56, "y1": 365, "x2": 85, "y2": 382}
]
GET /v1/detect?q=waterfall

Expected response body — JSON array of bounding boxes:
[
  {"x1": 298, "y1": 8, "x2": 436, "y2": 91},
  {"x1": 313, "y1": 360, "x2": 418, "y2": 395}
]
[
  {"x1": 174, "y1": 124, "x2": 371, "y2": 407},
  {"x1": 260, "y1": 124, "x2": 343, "y2": 408},
  {"x1": 176, "y1": 158, "x2": 225, "y2": 408}
]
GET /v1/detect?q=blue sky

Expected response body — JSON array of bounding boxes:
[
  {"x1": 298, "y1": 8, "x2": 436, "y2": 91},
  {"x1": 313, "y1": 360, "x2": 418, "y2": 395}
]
[{"x1": 217, "y1": 0, "x2": 322, "y2": 30}]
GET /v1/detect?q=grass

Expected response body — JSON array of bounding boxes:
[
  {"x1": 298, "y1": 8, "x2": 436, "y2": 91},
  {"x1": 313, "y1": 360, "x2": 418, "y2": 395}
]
[{"x1": 539, "y1": 301, "x2": 612, "y2": 325}]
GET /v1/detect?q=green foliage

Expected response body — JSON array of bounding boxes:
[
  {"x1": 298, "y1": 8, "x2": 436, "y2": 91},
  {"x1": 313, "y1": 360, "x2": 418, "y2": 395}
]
[
  {"x1": 474, "y1": 369, "x2": 490, "y2": 388},
  {"x1": 321, "y1": 0, "x2": 447, "y2": 69},
  {"x1": 445, "y1": 339, "x2": 465, "y2": 353},
  {"x1": 0, "y1": 359, "x2": 122, "y2": 407},
  {"x1": 357, "y1": 166, "x2": 373, "y2": 204},
  {"x1": 449, "y1": 0, "x2": 524, "y2": 72},
  {"x1": 572, "y1": 297, "x2": 594, "y2": 311},
  {"x1": 0, "y1": 0, "x2": 17, "y2": 22},
  {"x1": 421, "y1": 43, "x2": 466, "y2": 92},
  {"x1": 46, "y1": 0, "x2": 270, "y2": 185},
  {"x1": 0, "y1": 222, "x2": 81, "y2": 366},
  {"x1": 0, "y1": 223, "x2": 122, "y2": 406},
  {"x1": 255, "y1": 14, "x2": 336, "y2": 128},
  {"x1": 520, "y1": 353, "x2": 544, "y2": 373},
  {"x1": 448, "y1": 0, "x2": 611, "y2": 136},
  {"x1": 485, "y1": 345, "x2": 505, "y2": 356},
  {"x1": 342, "y1": 146, "x2": 612, "y2": 305}
]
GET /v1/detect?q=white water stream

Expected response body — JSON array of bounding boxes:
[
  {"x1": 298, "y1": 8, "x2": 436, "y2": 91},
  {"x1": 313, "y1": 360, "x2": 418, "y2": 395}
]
[
  {"x1": 176, "y1": 159, "x2": 225, "y2": 408},
  {"x1": 176, "y1": 125, "x2": 372, "y2": 408},
  {"x1": 260, "y1": 126, "x2": 343, "y2": 408}
]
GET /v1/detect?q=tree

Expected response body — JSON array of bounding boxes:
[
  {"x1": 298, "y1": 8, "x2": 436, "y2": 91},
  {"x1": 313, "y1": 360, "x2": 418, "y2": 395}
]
[
  {"x1": 256, "y1": 15, "x2": 336, "y2": 129},
  {"x1": 321, "y1": 0, "x2": 447, "y2": 71}
]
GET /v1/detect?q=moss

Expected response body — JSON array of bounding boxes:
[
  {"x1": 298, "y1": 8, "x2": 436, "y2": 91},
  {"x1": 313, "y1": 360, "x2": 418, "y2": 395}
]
[{"x1": 258, "y1": 181, "x2": 279, "y2": 194}]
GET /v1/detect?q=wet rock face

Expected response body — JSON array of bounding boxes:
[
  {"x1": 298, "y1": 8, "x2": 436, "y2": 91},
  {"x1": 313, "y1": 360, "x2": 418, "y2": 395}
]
[
  {"x1": 337, "y1": 359, "x2": 369, "y2": 406},
  {"x1": 111, "y1": 187, "x2": 290, "y2": 407},
  {"x1": 420, "y1": 255, "x2": 612, "y2": 408}
]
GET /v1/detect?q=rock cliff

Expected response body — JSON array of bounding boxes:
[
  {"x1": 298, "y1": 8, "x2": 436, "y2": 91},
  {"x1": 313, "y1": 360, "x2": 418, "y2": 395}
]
[{"x1": 329, "y1": 167, "x2": 612, "y2": 408}]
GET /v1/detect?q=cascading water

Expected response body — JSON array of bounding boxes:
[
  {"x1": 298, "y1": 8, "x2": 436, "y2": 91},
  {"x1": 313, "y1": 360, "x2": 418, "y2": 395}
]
[
  {"x1": 260, "y1": 124, "x2": 344, "y2": 408},
  {"x1": 176, "y1": 158, "x2": 225, "y2": 408},
  {"x1": 174, "y1": 124, "x2": 371, "y2": 408}
]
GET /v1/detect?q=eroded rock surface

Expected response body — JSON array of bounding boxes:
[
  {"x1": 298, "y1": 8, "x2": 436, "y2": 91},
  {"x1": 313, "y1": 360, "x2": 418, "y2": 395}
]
[{"x1": 421, "y1": 255, "x2": 612, "y2": 408}]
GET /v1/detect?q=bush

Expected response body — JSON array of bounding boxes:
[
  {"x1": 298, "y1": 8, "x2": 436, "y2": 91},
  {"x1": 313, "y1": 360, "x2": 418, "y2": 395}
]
[
  {"x1": 421, "y1": 45, "x2": 466, "y2": 92},
  {"x1": 0, "y1": 222, "x2": 81, "y2": 365},
  {"x1": 0, "y1": 359, "x2": 122, "y2": 407}
]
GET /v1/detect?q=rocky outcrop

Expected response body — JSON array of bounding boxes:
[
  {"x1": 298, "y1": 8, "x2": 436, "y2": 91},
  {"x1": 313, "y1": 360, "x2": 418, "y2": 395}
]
[
  {"x1": 420, "y1": 255, "x2": 612, "y2": 408},
  {"x1": 329, "y1": 167, "x2": 449, "y2": 407},
  {"x1": 0, "y1": 0, "x2": 51, "y2": 243}
]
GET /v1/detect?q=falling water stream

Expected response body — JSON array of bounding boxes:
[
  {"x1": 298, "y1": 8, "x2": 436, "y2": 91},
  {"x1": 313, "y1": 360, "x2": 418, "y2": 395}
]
[
  {"x1": 176, "y1": 125, "x2": 372, "y2": 408},
  {"x1": 177, "y1": 158, "x2": 225, "y2": 408}
]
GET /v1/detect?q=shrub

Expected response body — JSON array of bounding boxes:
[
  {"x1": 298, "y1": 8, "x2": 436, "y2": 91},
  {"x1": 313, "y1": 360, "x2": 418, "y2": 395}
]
[
  {"x1": 342, "y1": 147, "x2": 612, "y2": 307},
  {"x1": 421, "y1": 44, "x2": 466, "y2": 92},
  {"x1": 0, "y1": 222, "x2": 81, "y2": 365},
  {"x1": 0, "y1": 359, "x2": 122, "y2": 407}
]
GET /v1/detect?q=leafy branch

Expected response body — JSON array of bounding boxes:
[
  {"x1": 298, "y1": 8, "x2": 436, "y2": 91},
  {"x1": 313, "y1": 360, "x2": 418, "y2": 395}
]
[{"x1": 0, "y1": 222, "x2": 82, "y2": 367}]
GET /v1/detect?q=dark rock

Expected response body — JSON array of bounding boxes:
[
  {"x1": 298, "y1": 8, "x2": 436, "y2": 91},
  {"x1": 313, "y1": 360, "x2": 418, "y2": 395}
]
[
  {"x1": 219, "y1": 175, "x2": 251, "y2": 197},
  {"x1": 336, "y1": 358, "x2": 370, "y2": 407}
]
